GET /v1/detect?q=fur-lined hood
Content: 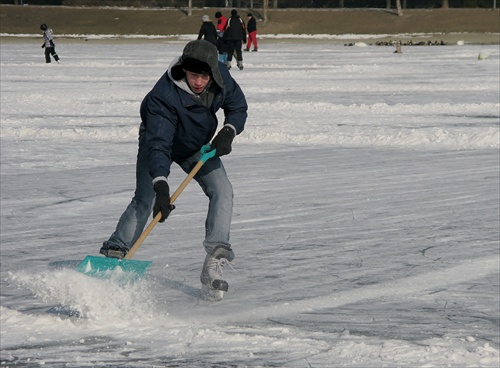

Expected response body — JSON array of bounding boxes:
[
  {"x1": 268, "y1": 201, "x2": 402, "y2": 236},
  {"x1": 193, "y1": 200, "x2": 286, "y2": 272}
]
[{"x1": 168, "y1": 40, "x2": 224, "y2": 89}]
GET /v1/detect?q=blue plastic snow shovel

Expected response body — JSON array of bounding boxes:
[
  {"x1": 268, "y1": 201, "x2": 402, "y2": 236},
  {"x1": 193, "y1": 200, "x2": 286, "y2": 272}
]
[{"x1": 75, "y1": 145, "x2": 217, "y2": 282}]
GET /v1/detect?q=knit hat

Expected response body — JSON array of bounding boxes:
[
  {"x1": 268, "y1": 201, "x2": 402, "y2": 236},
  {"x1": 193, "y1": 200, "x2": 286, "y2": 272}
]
[
  {"x1": 215, "y1": 11, "x2": 222, "y2": 18},
  {"x1": 172, "y1": 40, "x2": 224, "y2": 89},
  {"x1": 231, "y1": 9, "x2": 237, "y2": 16},
  {"x1": 202, "y1": 15, "x2": 210, "y2": 22},
  {"x1": 181, "y1": 58, "x2": 211, "y2": 75}
]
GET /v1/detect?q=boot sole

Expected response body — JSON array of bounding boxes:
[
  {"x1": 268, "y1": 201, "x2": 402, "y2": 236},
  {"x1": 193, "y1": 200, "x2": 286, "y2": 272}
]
[
  {"x1": 201, "y1": 284, "x2": 225, "y2": 301},
  {"x1": 99, "y1": 247, "x2": 126, "y2": 259}
]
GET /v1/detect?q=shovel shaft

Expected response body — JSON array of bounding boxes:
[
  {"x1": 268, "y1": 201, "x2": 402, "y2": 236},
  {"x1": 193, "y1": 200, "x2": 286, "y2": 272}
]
[
  {"x1": 171, "y1": 159, "x2": 204, "y2": 203},
  {"x1": 124, "y1": 158, "x2": 207, "y2": 260}
]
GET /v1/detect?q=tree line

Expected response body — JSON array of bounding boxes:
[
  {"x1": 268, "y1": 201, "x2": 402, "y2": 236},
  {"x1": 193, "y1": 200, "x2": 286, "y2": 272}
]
[{"x1": 3, "y1": 0, "x2": 497, "y2": 8}]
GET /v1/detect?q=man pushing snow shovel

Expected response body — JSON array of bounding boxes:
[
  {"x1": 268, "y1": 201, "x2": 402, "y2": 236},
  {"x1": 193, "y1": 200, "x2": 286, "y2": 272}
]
[{"x1": 100, "y1": 40, "x2": 248, "y2": 300}]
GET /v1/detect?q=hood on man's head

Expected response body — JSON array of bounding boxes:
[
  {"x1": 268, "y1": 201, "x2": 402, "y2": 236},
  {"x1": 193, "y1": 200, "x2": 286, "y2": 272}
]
[
  {"x1": 231, "y1": 9, "x2": 237, "y2": 16},
  {"x1": 171, "y1": 40, "x2": 224, "y2": 88},
  {"x1": 202, "y1": 15, "x2": 210, "y2": 22}
]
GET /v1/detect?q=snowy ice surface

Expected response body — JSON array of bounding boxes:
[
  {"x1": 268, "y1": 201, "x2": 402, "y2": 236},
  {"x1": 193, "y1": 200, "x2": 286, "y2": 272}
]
[
  {"x1": 0, "y1": 32, "x2": 476, "y2": 40},
  {"x1": 1, "y1": 39, "x2": 499, "y2": 367}
]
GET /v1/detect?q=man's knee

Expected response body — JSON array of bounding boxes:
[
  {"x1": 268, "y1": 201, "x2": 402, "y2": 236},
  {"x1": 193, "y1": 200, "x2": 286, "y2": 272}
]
[{"x1": 206, "y1": 179, "x2": 233, "y2": 201}]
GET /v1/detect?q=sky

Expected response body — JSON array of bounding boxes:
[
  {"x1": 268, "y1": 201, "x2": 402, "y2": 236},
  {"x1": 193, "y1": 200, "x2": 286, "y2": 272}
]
[{"x1": 0, "y1": 37, "x2": 499, "y2": 367}]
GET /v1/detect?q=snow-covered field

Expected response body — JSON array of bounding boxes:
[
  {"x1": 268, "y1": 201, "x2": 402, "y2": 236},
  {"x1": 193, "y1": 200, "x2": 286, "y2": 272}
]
[{"x1": 1, "y1": 38, "x2": 499, "y2": 367}]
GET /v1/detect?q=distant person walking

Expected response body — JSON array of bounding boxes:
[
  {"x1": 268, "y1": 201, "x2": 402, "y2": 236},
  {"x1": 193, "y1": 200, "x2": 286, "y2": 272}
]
[
  {"x1": 216, "y1": 36, "x2": 229, "y2": 64},
  {"x1": 244, "y1": 13, "x2": 258, "y2": 52},
  {"x1": 40, "y1": 24, "x2": 60, "y2": 64},
  {"x1": 197, "y1": 15, "x2": 217, "y2": 46},
  {"x1": 214, "y1": 11, "x2": 229, "y2": 63},
  {"x1": 223, "y1": 9, "x2": 246, "y2": 70}
]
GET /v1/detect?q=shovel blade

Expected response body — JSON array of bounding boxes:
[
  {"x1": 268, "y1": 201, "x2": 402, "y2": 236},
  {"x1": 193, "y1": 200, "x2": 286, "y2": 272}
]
[{"x1": 76, "y1": 255, "x2": 152, "y2": 283}]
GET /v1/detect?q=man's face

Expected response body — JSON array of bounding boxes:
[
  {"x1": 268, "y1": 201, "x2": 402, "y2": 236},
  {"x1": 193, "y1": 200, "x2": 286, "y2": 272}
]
[{"x1": 184, "y1": 70, "x2": 211, "y2": 94}]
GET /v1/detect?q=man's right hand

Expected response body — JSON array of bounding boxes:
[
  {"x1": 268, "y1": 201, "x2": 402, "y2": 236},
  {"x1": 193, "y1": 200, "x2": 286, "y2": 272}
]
[{"x1": 153, "y1": 181, "x2": 175, "y2": 222}]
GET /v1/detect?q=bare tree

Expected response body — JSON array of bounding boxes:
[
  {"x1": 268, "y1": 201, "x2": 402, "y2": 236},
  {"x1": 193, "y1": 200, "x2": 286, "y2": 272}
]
[
  {"x1": 386, "y1": 0, "x2": 403, "y2": 15},
  {"x1": 442, "y1": 0, "x2": 449, "y2": 8},
  {"x1": 396, "y1": 0, "x2": 403, "y2": 15}
]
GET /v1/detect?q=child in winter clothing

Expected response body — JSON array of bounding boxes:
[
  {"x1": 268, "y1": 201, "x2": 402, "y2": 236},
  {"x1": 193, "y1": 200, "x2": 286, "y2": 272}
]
[
  {"x1": 40, "y1": 24, "x2": 60, "y2": 63},
  {"x1": 215, "y1": 11, "x2": 229, "y2": 63}
]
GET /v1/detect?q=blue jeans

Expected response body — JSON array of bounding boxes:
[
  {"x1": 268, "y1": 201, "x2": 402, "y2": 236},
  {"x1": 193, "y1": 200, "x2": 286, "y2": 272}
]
[{"x1": 104, "y1": 136, "x2": 234, "y2": 255}]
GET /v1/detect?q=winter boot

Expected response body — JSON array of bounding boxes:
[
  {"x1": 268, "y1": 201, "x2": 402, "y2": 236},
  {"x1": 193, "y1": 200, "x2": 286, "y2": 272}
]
[
  {"x1": 252, "y1": 48, "x2": 258, "y2": 52},
  {"x1": 244, "y1": 48, "x2": 250, "y2": 52},
  {"x1": 200, "y1": 245, "x2": 234, "y2": 301},
  {"x1": 99, "y1": 242, "x2": 127, "y2": 259},
  {"x1": 237, "y1": 61, "x2": 244, "y2": 70}
]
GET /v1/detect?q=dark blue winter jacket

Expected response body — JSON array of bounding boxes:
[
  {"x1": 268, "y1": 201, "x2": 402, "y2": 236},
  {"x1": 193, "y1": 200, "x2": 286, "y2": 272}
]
[{"x1": 139, "y1": 59, "x2": 247, "y2": 180}]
